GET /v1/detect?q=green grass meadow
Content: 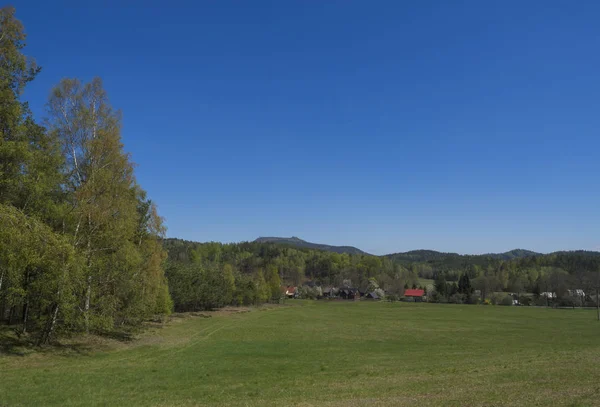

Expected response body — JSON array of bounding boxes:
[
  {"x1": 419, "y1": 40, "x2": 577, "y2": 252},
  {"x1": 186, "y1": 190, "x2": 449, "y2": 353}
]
[{"x1": 1, "y1": 301, "x2": 600, "y2": 406}]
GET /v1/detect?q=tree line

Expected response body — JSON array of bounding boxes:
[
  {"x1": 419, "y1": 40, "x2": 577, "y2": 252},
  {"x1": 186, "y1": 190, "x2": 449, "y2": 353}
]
[
  {"x1": 0, "y1": 7, "x2": 170, "y2": 344},
  {"x1": 163, "y1": 238, "x2": 423, "y2": 311},
  {"x1": 164, "y1": 238, "x2": 600, "y2": 310}
]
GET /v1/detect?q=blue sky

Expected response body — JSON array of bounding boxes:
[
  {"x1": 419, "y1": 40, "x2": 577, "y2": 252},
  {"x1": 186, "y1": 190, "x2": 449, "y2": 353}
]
[{"x1": 12, "y1": 1, "x2": 600, "y2": 255}]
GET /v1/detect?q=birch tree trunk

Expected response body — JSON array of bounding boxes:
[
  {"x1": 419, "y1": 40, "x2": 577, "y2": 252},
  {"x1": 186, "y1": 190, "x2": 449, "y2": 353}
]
[
  {"x1": 22, "y1": 301, "x2": 29, "y2": 334},
  {"x1": 84, "y1": 274, "x2": 92, "y2": 334},
  {"x1": 38, "y1": 303, "x2": 60, "y2": 345},
  {"x1": 22, "y1": 268, "x2": 30, "y2": 333}
]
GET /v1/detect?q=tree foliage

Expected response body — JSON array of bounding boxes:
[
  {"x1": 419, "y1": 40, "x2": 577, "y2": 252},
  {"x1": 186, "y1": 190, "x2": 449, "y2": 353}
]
[{"x1": 0, "y1": 7, "x2": 171, "y2": 343}]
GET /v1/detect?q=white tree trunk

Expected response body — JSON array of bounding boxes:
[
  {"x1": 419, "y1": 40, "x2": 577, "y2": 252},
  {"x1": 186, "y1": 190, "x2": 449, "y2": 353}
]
[
  {"x1": 48, "y1": 304, "x2": 60, "y2": 339},
  {"x1": 84, "y1": 274, "x2": 91, "y2": 333}
]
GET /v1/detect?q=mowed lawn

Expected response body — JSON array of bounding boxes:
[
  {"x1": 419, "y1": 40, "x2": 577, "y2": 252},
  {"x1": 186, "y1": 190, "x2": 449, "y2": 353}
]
[{"x1": 2, "y1": 302, "x2": 600, "y2": 407}]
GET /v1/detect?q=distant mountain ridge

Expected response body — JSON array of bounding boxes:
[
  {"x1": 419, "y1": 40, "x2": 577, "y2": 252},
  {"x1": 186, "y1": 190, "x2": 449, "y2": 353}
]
[
  {"x1": 167, "y1": 236, "x2": 598, "y2": 262},
  {"x1": 385, "y1": 248, "x2": 542, "y2": 263},
  {"x1": 481, "y1": 249, "x2": 541, "y2": 260},
  {"x1": 253, "y1": 236, "x2": 369, "y2": 255},
  {"x1": 254, "y1": 237, "x2": 546, "y2": 260}
]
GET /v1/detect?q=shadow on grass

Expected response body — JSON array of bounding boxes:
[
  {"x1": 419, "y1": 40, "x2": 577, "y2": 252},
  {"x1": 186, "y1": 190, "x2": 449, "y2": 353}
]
[
  {"x1": 0, "y1": 329, "x2": 30, "y2": 356},
  {"x1": 0, "y1": 324, "x2": 137, "y2": 358},
  {"x1": 100, "y1": 330, "x2": 135, "y2": 342}
]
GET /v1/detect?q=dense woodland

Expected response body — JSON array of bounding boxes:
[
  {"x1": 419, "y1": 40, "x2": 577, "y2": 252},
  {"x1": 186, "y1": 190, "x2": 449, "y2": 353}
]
[
  {"x1": 0, "y1": 7, "x2": 170, "y2": 343},
  {"x1": 165, "y1": 238, "x2": 600, "y2": 309},
  {"x1": 2, "y1": 7, "x2": 600, "y2": 345}
]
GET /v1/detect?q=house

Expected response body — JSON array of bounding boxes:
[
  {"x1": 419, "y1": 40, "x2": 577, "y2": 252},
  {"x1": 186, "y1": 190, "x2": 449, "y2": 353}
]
[
  {"x1": 322, "y1": 287, "x2": 338, "y2": 298},
  {"x1": 403, "y1": 288, "x2": 425, "y2": 302},
  {"x1": 339, "y1": 288, "x2": 360, "y2": 300},
  {"x1": 285, "y1": 286, "x2": 297, "y2": 298},
  {"x1": 365, "y1": 292, "x2": 381, "y2": 300},
  {"x1": 540, "y1": 292, "x2": 556, "y2": 299},
  {"x1": 510, "y1": 293, "x2": 520, "y2": 306},
  {"x1": 568, "y1": 289, "x2": 585, "y2": 298}
]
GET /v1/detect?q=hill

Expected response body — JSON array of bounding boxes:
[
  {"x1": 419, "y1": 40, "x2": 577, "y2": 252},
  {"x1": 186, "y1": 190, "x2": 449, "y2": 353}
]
[
  {"x1": 483, "y1": 249, "x2": 541, "y2": 260},
  {"x1": 385, "y1": 248, "x2": 541, "y2": 263},
  {"x1": 253, "y1": 236, "x2": 369, "y2": 255}
]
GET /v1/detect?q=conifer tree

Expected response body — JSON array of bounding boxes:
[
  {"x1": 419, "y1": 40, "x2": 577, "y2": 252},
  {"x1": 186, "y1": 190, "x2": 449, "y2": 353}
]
[{"x1": 266, "y1": 264, "x2": 281, "y2": 301}]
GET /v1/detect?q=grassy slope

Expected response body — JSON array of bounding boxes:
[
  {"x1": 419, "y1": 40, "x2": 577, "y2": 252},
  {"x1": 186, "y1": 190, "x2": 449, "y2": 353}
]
[
  {"x1": 1, "y1": 302, "x2": 600, "y2": 406},
  {"x1": 418, "y1": 278, "x2": 435, "y2": 287}
]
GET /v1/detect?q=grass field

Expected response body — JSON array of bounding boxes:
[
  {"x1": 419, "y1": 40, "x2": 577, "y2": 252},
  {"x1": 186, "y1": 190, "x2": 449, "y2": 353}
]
[
  {"x1": 1, "y1": 301, "x2": 600, "y2": 407},
  {"x1": 418, "y1": 278, "x2": 435, "y2": 287}
]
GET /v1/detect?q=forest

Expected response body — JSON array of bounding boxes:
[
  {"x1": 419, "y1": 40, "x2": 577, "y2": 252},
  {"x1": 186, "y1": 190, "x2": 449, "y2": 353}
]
[
  {"x1": 164, "y1": 238, "x2": 600, "y2": 309},
  {"x1": 0, "y1": 7, "x2": 170, "y2": 344}
]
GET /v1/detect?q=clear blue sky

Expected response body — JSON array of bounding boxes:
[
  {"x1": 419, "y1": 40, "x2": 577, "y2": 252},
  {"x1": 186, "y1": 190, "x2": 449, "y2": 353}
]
[{"x1": 12, "y1": 1, "x2": 600, "y2": 255}]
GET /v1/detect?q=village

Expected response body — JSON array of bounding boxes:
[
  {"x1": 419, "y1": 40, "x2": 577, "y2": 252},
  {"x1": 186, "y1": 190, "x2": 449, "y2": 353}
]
[
  {"x1": 283, "y1": 284, "x2": 426, "y2": 302},
  {"x1": 281, "y1": 283, "x2": 592, "y2": 308}
]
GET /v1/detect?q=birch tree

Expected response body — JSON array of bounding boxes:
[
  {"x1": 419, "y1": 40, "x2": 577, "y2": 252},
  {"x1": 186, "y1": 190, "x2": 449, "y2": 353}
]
[{"x1": 47, "y1": 78, "x2": 141, "y2": 332}]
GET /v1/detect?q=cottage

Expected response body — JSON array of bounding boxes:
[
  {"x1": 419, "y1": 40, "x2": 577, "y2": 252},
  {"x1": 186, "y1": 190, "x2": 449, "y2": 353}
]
[
  {"x1": 322, "y1": 287, "x2": 338, "y2": 298},
  {"x1": 365, "y1": 292, "x2": 381, "y2": 300},
  {"x1": 285, "y1": 286, "x2": 297, "y2": 298},
  {"x1": 403, "y1": 288, "x2": 425, "y2": 302},
  {"x1": 568, "y1": 289, "x2": 585, "y2": 297},
  {"x1": 339, "y1": 288, "x2": 360, "y2": 300}
]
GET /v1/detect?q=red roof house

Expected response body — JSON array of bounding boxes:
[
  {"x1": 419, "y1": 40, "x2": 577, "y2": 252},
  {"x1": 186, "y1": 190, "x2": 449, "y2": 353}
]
[
  {"x1": 404, "y1": 289, "x2": 425, "y2": 297},
  {"x1": 285, "y1": 286, "x2": 297, "y2": 297}
]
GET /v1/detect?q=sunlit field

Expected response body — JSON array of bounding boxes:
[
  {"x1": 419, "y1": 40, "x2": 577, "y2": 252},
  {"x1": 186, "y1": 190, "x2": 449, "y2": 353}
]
[{"x1": 1, "y1": 301, "x2": 599, "y2": 406}]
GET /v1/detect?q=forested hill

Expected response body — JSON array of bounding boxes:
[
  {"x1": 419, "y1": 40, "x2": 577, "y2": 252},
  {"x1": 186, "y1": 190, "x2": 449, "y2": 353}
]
[
  {"x1": 162, "y1": 237, "x2": 600, "y2": 311},
  {"x1": 252, "y1": 238, "x2": 541, "y2": 260},
  {"x1": 254, "y1": 236, "x2": 369, "y2": 255},
  {"x1": 164, "y1": 237, "x2": 598, "y2": 270},
  {"x1": 386, "y1": 249, "x2": 541, "y2": 264},
  {"x1": 164, "y1": 237, "x2": 600, "y2": 280},
  {"x1": 484, "y1": 249, "x2": 542, "y2": 260}
]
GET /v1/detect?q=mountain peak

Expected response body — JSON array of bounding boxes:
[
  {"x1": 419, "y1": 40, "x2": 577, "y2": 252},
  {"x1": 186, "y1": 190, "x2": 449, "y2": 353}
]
[{"x1": 253, "y1": 236, "x2": 368, "y2": 255}]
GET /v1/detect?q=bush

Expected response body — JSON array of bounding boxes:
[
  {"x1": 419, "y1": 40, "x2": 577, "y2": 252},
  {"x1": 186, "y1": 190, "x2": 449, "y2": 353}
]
[
  {"x1": 489, "y1": 293, "x2": 505, "y2": 305},
  {"x1": 373, "y1": 287, "x2": 385, "y2": 300},
  {"x1": 430, "y1": 292, "x2": 448, "y2": 303},
  {"x1": 447, "y1": 294, "x2": 463, "y2": 304},
  {"x1": 463, "y1": 294, "x2": 479, "y2": 305},
  {"x1": 499, "y1": 295, "x2": 513, "y2": 306},
  {"x1": 297, "y1": 286, "x2": 321, "y2": 300},
  {"x1": 519, "y1": 296, "x2": 532, "y2": 306},
  {"x1": 557, "y1": 297, "x2": 576, "y2": 308}
]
